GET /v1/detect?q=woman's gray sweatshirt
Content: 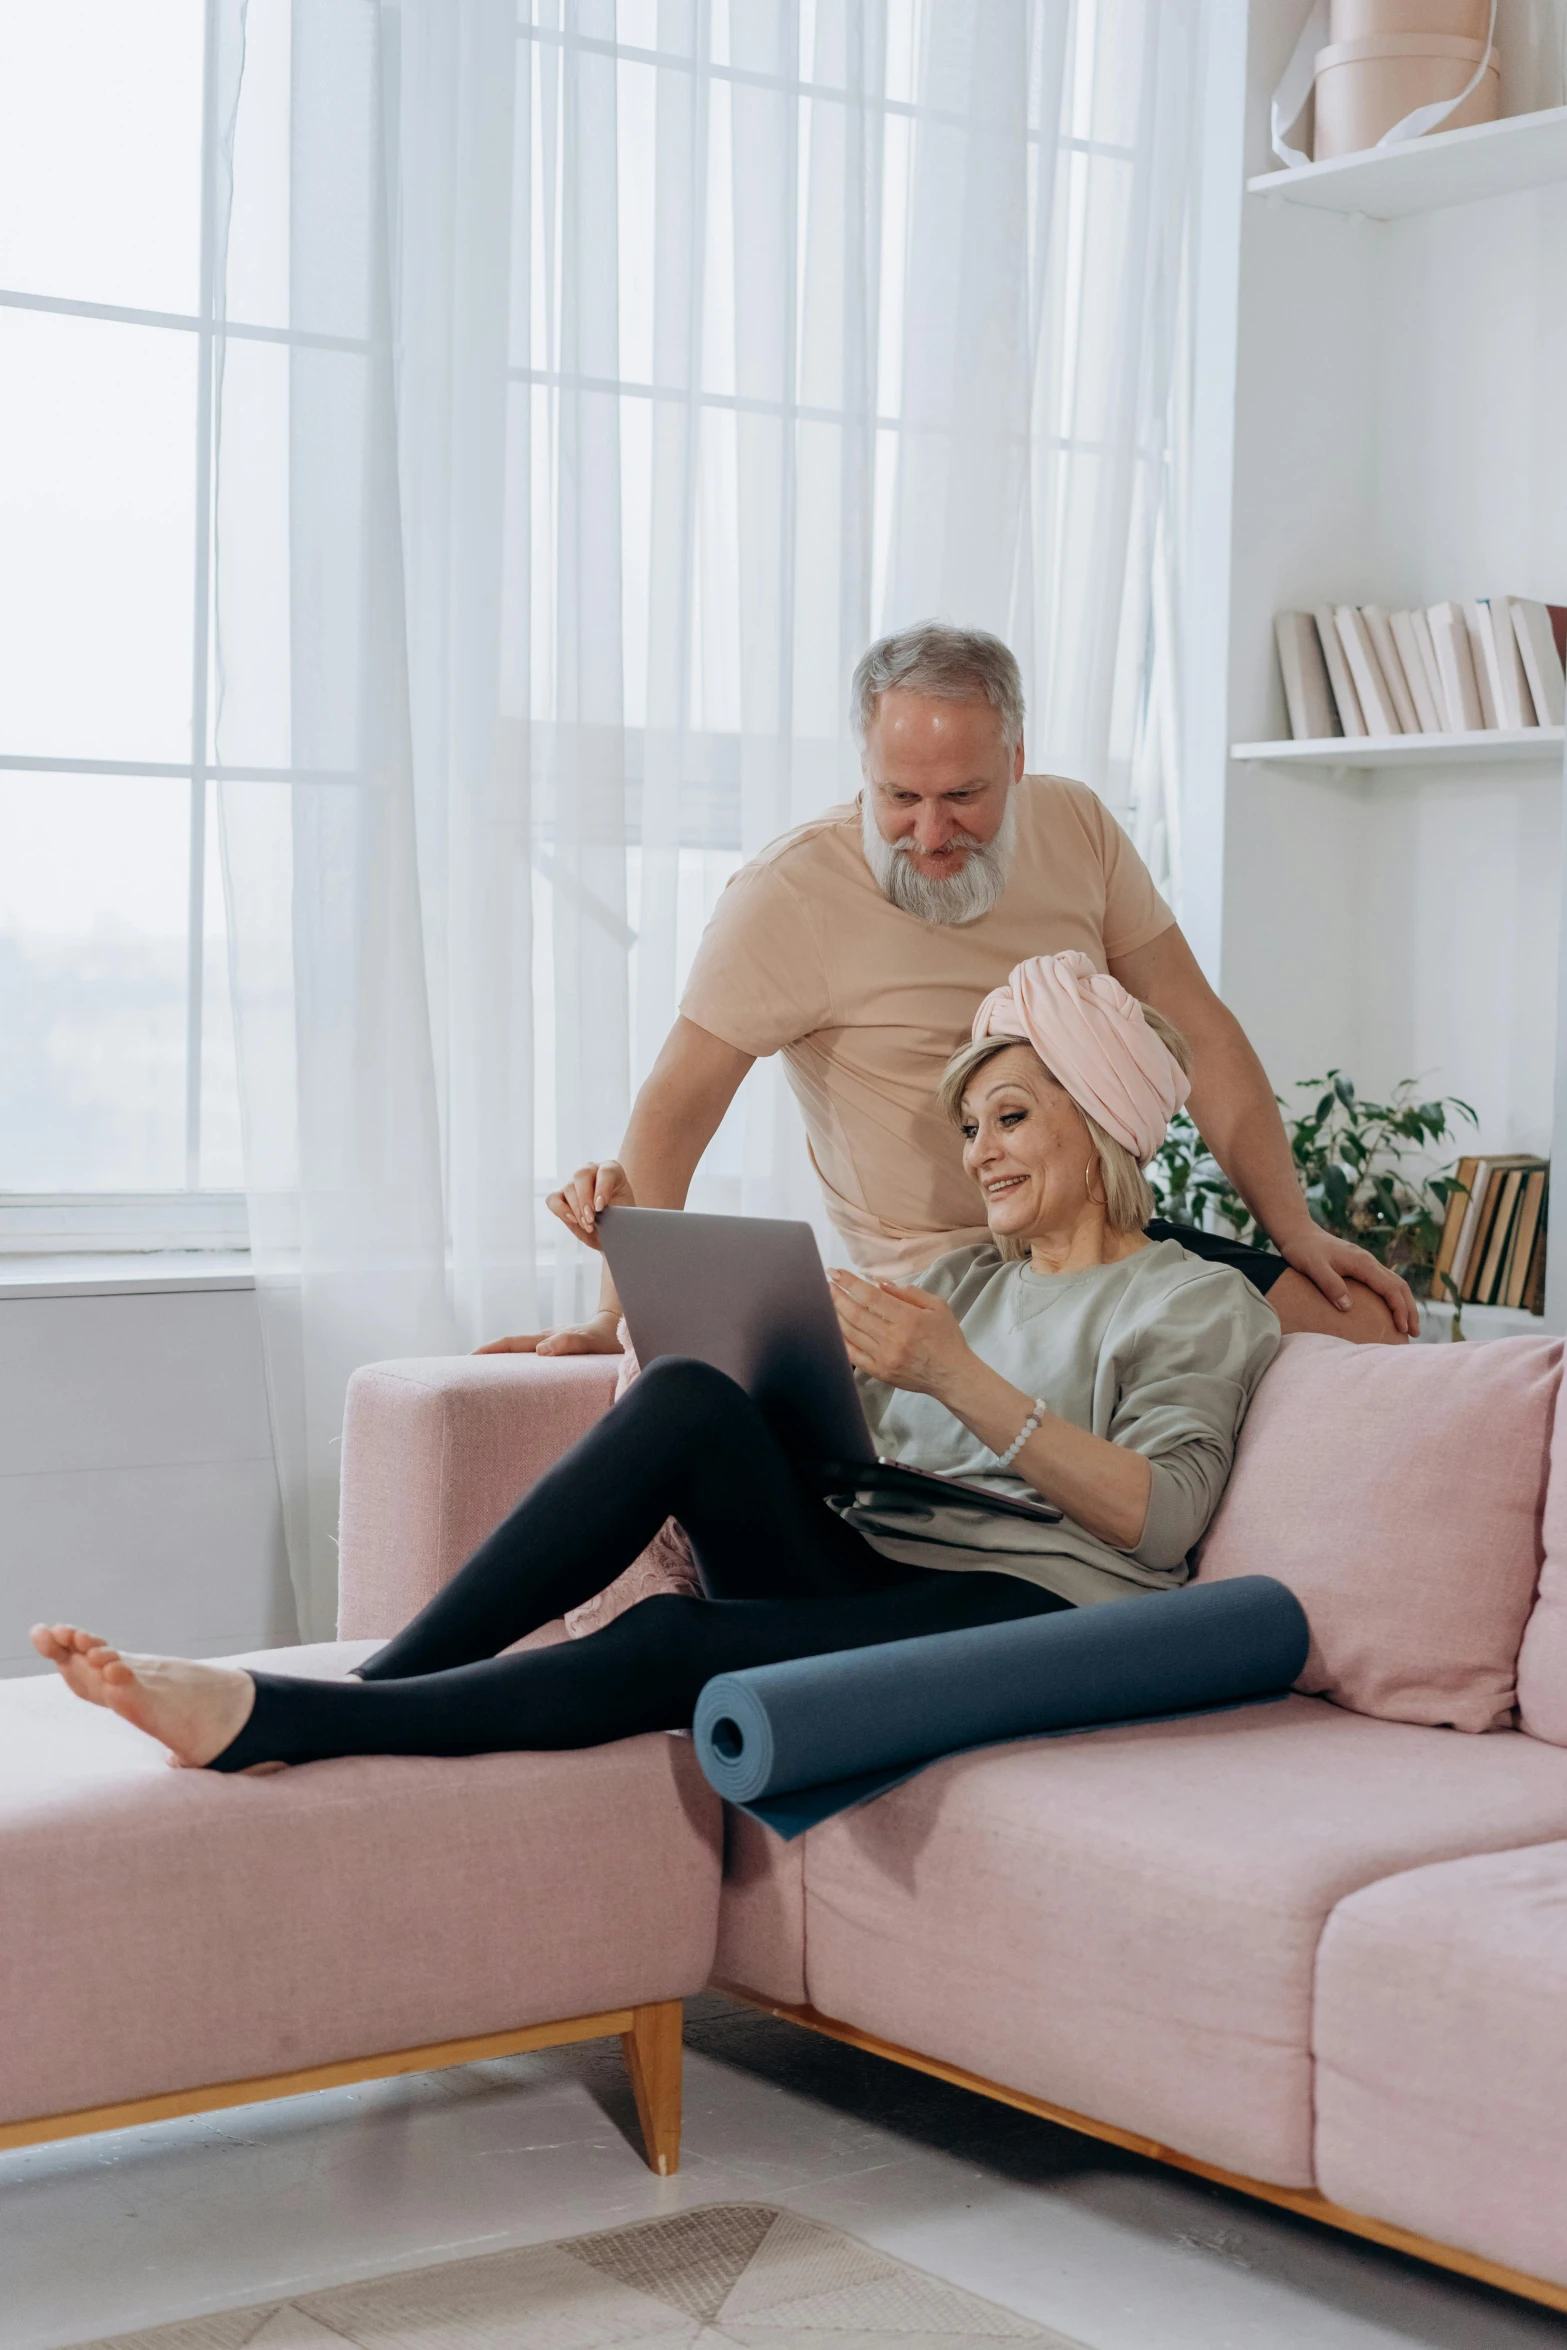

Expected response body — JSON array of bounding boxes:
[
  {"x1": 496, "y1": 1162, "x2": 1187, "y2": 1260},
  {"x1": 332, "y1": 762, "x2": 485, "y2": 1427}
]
[{"x1": 841, "y1": 1237, "x2": 1280, "y2": 1608}]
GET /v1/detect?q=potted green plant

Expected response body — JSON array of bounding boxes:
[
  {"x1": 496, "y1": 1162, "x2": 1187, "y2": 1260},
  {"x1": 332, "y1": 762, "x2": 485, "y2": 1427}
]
[{"x1": 1150, "y1": 1071, "x2": 1478, "y2": 1325}]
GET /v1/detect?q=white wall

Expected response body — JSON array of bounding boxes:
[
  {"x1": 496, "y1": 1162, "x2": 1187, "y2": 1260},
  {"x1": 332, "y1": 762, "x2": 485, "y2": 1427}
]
[
  {"x1": 1215, "y1": 1, "x2": 1567, "y2": 1161},
  {"x1": 0, "y1": 1275, "x2": 293, "y2": 1679}
]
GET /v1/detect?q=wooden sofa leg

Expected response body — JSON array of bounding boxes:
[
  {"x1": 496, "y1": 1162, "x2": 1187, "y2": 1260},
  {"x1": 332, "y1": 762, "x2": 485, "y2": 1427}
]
[{"x1": 621, "y1": 1999, "x2": 682, "y2": 2175}]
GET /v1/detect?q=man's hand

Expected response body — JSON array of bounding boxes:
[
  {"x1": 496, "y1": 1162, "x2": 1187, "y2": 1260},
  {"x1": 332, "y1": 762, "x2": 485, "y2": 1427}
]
[
  {"x1": 1277, "y1": 1225, "x2": 1420, "y2": 1339},
  {"x1": 546, "y1": 1159, "x2": 635, "y2": 1253},
  {"x1": 473, "y1": 1162, "x2": 635, "y2": 1356},
  {"x1": 829, "y1": 1271, "x2": 974, "y2": 1400},
  {"x1": 478, "y1": 1024, "x2": 754, "y2": 1360},
  {"x1": 473, "y1": 1309, "x2": 624, "y2": 1358}
]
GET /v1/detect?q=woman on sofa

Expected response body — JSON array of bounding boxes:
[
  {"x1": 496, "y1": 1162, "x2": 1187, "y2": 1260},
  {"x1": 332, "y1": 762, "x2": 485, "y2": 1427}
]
[{"x1": 33, "y1": 951, "x2": 1279, "y2": 1773}]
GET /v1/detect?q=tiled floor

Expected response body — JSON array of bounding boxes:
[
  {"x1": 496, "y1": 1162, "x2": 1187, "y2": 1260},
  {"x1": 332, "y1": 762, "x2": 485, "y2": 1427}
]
[{"x1": 2, "y1": 1994, "x2": 1561, "y2": 2350}]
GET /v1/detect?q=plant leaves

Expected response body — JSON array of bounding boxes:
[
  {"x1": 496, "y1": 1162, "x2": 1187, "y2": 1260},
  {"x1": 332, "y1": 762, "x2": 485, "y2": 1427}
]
[{"x1": 1145, "y1": 1073, "x2": 1475, "y2": 1293}]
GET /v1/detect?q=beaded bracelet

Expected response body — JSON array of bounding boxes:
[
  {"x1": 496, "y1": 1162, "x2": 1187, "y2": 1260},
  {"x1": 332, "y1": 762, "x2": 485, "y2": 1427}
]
[{"x1": 993, "y1": 1397, "x2": 1048, "y2": 1470}]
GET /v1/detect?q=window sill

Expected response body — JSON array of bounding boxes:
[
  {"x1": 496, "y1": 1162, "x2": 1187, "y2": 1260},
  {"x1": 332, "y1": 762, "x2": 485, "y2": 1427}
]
[
  {"x1": 0, "y1": 1194, "x2": 249, "y2": 1254},
  {"x1": 0, "y1": 1252, "x2": 255, "y2": 1300}
]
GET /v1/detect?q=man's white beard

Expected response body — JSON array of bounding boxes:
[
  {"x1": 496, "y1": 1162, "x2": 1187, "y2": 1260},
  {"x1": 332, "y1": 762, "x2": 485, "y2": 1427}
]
[{"x1": 860, "y1": 790, "x2": 1017, "y2": 926}]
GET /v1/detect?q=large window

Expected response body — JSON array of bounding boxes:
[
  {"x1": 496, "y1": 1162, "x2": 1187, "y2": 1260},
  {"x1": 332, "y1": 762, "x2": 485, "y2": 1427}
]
[
  {"x1": 0, "y1": 0, "x2": 243, "y2": 1245},
  {"x1": 1, "y1": 0, "x2": 1189, "y2": 1276}
]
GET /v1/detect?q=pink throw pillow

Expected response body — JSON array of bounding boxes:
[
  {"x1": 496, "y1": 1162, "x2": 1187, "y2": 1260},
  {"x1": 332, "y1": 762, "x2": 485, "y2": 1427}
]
[
  {"x1": 1197, "y1": 1332, "x2": 1560, "y2": 1733},
  {"x1": 564, "y1": 1330, "x2": 702, "y2": 1638}
]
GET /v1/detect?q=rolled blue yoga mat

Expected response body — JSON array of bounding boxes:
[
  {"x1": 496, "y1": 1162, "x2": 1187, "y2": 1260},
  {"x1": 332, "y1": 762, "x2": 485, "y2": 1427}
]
[{"x1": 693, "y1": 1575, "x2": 1308, "y2": 1838}]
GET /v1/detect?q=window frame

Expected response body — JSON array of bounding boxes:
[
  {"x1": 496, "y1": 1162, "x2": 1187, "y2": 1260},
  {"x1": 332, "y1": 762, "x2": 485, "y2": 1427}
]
[
  {"x1": 0, "y1": 0, "x2": 217, "y2": 1243},
  {"x1": 0, "y1": 2, "x2": 367, "y2": 1251}
]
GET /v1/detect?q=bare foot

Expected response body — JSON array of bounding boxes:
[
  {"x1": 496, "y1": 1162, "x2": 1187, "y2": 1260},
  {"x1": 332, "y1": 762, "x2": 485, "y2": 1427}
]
[{"x1": 30, "y1": 1624, "x2": 257, "y2": 1768}]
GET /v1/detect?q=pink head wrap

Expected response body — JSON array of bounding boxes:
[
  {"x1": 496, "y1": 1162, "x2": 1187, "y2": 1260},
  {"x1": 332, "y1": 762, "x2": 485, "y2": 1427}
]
[{"x1": 970, "y1": 950, "x2": 1189, "y2": 1163}]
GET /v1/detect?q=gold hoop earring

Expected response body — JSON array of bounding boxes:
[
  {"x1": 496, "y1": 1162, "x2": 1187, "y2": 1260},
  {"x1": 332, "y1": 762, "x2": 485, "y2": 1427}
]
[{"x1": 1072, "y1": 1101, "x2": 1106, "y2": 1207}]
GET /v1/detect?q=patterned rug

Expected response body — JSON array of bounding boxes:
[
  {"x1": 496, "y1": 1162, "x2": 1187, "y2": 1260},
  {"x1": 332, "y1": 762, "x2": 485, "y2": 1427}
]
[{"x1": 80, "y1": 2202, "x2": 1087, "y2": 2347}]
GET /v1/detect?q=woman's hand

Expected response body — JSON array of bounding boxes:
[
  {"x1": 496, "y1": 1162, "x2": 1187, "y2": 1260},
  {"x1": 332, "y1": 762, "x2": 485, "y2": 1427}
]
[
  {"x1": 829, "y1": 1271, "x2": 975, "y2": 1402},
  {"x1": 545, "y1": 1160, "x2": 635, "y2": 1256},
  {"x1": 832, "y1": 1268, "x2": 1152, "y2": 1548}
]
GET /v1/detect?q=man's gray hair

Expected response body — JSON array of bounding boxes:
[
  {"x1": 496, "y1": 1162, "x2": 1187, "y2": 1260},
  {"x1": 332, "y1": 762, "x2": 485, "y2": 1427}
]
[{"x1": 850, "y1": 621, "x2": 1026, "y2": 752}]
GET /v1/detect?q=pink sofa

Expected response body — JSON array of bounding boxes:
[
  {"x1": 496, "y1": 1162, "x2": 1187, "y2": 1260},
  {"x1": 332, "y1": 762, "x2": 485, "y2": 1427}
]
[{"x1": 332, "y1": 1336, "x2": 1567, "y2": 2316}]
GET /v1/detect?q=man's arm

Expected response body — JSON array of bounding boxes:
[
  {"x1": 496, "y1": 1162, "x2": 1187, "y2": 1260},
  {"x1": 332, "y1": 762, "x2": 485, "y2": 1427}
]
[
  {"x1": 1108, "y1": 926, "x2": 1417, "y2": 1339},
  {"x1": 477, "y1": 1017, "x2": 755, "y2": 1355}
]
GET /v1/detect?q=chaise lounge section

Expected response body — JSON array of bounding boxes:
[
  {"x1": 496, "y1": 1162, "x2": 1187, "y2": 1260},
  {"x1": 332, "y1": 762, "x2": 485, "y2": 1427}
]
[{"x1": 0, "y1": 1626, "x2": 719, "y2": 2178}]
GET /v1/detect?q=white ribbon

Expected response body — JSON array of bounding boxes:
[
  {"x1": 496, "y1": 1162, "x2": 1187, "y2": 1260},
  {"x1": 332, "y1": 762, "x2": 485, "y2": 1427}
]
[
  {"x1": 1270, "y1": 0, "x2": 1499, "y2": 170},
  {"x1": 1271, "y1": 0, "x2": 1328, "y2": 167}
]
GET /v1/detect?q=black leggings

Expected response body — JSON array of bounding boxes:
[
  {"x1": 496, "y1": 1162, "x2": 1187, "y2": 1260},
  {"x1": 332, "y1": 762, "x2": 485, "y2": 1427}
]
[{"x1": 211, "y1": 1357, "x2": 1067, "y2": 1771}]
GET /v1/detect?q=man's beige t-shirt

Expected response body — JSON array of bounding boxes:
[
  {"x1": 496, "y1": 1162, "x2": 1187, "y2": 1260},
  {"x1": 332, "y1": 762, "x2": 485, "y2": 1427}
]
[{"x1": 679, "y1": 775, "x2": 1176, "y2": 1276}]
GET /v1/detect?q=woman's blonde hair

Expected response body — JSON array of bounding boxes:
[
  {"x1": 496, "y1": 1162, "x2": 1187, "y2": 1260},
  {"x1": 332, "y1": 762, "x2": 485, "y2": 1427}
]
[{"x1": 937, "y1": 1006, "x2": 1192, "y2": 1255}]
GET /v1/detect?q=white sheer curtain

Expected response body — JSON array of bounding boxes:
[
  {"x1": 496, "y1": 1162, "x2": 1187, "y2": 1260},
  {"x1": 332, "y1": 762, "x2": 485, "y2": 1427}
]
[{"x1": 210, "y1": 0, "x2": 1202, "y2": 1640}]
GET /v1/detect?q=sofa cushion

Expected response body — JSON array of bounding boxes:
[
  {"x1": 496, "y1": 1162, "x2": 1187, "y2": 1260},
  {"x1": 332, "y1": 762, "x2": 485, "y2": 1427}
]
[
  {"x1": 0, "y1": 1643, "x2": 721, "y2": 2128},
  {"x1": 795, "y1": 1695, "x2": 1567, "y2": 2186},
  {"x1": 338, "y1": 1356, "x2": 621, "y2": 1640},
  {"x1": 1516, "y1": 1372, "x2": 1567, "y2": 1745},
  {"x1": 1197, "y1": 1332, "x2": 1560, "y2": 1732},
  {"x1": 1314, "y1": 1840, "x2": 1567, "y2": 2287}
]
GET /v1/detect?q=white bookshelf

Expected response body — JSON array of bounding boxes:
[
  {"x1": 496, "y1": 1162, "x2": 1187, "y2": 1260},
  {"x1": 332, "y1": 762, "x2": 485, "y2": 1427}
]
[
  {"x1": 1232, "y1": 727, "x2": 1565, "y2": 771},
  {"x1": 1183, "y1": 3, "x2": 1567, "y2": 1335},
  {"x1": 1247, "y1": 103, "x2": 1567, "y2": 218}
]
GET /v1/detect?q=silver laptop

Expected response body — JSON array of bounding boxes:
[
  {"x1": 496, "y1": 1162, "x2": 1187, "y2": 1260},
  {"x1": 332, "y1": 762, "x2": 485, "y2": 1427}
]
[{"x1": 596, "y1": 1206, "x2": 1061, "y2": 1525}]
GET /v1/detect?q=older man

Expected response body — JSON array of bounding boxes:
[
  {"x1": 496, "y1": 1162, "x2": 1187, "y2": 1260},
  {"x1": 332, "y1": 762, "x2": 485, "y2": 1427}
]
[{"x1": 489, "y1": 623, "x2": 1411, "y2": 1354}]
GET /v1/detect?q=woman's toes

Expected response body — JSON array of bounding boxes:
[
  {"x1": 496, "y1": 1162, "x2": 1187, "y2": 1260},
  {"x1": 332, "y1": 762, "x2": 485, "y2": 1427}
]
[
  {"x1": 31, "y1": 1631, "x2": 255, "y2": 1766},
  {"x1": 53, "y1": 1625, "x2": 107, "y2": 1662},
  {"x1": 35, "y1": 1626, "x2": 135, "y2": 1709}
]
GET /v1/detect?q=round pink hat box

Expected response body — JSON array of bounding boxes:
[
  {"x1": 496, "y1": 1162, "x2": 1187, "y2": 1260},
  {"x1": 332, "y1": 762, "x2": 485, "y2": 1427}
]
[
  {"x1": 1313, "y1": 33, "x2": 1500, "y2": 159},
  {"x1": 1329, "y1": 0, "x2": 1490, "y2": 38}
]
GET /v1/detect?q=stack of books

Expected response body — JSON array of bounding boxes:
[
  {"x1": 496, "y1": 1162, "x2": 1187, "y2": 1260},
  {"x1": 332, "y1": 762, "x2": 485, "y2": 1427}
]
[
  {"x1": 1275, "y1": 601, "x2": 1566, "y2": 741},
  {"x1": 1430, "y1": 1157, "x2": 1549, "y2": 1312}
]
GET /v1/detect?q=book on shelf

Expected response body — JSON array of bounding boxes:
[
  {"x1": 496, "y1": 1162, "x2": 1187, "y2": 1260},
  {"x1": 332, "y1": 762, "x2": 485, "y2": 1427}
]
[
  {"x1": 1525, "y1": 1210, "x2": 1549, "y2": 1316},
  {"x1": 1389, "y1": 608, "x2": 1444, "y2": 734},
  {"x1": 1274, "y1": 613, "x2": 1339, "y2": 741},
  {"x1": 1275, "y1": 600, "x2": 1566, "y2": 743},
  {"x1": 1430, "y1": 1153, "x2": 1549, "y2": 1310},
  {"x1": 1334, "y1": 606, "x2": 1402, "y2": 735},
  {"x1": 1484, "y1": 599, "x2": 1534, "y2": 728},
  {"x1": 1475, "y1": 596, "x2": 1531, "y2": 723},
  {"x1": 1430, "y1": 1155, "x2": 1481, "y2": 1301},
  {"x1": 1511, "y1": 600, "x2": 1567, "y2": 728},
  {"x1": 1427, "y1": 602, "x2": 1484, "y2": 731},
  {"x1": 1504, "y1": 1169, "x2": 1548, "y2": 1312},
  {"x1": 1411, "y1": 610, "x2": 1451, "y2": 729},
  {"x1": 1362, "y1": 607, "x2": 1420, "y2": 734},
  {"x1": 1475, "y1": 1167, "x2": 1524, "y2": 1306},
  {"x1": 1311, "y1": 607, "x2": 1365, "y2": 737},
  {"x1": 1462, "y1": 604, "x2": 1501, "y2": 728}
]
